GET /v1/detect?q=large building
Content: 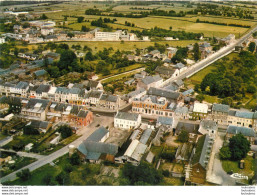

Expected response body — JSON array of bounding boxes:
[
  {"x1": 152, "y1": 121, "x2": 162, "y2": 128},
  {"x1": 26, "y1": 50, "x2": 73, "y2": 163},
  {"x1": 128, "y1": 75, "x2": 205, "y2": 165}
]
[
  {"x1": 95, "y1": 31, "x2": 121, "y2": 41},
  {"x1": 114, "y1": 112, "x2": 141, "y2": 130}
]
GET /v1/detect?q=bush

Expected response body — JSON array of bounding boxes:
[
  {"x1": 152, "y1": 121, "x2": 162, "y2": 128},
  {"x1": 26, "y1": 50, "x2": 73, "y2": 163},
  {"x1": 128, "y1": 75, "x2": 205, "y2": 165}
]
[
  {"x1": 160, "y1": 152, "x2": 175, "y2": 162},
  {"x1": 57, "y1": 125, "x2": 73, "y2": 139},
  {"x1": 55, "y1": 171, "x2": 69, "y2": 185},
  {"x1": 16, "y1": 169, "x2": 31, "y2": 180},
  {"x1": 219, "y1": 146, "x2": 231, "y2": 160},
  {"x1": 42, "y1": 173, "x2": 52, "y2": 185},
  {"x1": 23, "y1": 125, "x2": 40, "y2": 135},
  {"x1": 70, "y1": 152, "x2": 80, "y2": 165},
  {"x1": 177, "y1": 130, "x2": 189, "y2": 143},
  {"x1": 162, "y1": 170, "x2": 170, "y2": 177}
]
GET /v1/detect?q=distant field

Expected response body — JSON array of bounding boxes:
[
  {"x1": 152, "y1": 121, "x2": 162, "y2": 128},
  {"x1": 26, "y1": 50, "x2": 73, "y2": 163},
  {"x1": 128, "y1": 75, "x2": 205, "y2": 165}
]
[
  {"x1": 37, "y1": 1, "x2": 256, "y2": 39},
  {"x1": 57, "y1": 40, "x2": 200, "y2": 53}
]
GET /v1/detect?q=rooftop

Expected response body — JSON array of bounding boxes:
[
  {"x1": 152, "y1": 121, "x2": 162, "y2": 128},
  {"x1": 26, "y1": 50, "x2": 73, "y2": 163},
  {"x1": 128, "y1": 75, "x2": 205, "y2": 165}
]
[{"x1": 115, "y1": 112, "x2": 140, "y2": 121}]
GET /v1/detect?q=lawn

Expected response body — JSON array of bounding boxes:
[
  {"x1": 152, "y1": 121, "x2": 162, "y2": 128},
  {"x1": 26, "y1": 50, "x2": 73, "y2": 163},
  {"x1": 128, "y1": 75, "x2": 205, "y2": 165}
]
[
  {"x1": 222, "y1": 155, "x2": 255, "y2": 178},
  {"x1": 101, "y1": 64, "x2": 144, "y2": 84},
  {"x1": 162, "y1": 177, "x2": 184, "y2": 186},
  {"x1": 4, "y1": 154, "x2": 103, "y2": 186},
  {"x1": 0, "y1": 152, "x2": 36, "y2": 177},
  {"x1": 0, "y1": 133, "x2": 8, "y2": 141}
]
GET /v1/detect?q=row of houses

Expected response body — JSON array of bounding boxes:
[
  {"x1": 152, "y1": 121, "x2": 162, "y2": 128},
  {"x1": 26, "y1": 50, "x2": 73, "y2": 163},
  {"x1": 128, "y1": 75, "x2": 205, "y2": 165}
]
[
  {"x1": 0, "y1": 80, "x2": 123, "y2": 110},
  {"x1": 0, "y1": 96, "x2": 93, "y2": 127}
]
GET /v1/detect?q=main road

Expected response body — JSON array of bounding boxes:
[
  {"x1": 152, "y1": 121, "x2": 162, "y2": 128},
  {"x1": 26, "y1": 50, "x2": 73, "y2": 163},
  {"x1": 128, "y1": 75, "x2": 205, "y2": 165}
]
[
  {"x1": 160, "y1": 24, "x2": 257, "y2": 87},
  {"x1": 0, "y1": 115, "x2": 114, "y2": 184}
]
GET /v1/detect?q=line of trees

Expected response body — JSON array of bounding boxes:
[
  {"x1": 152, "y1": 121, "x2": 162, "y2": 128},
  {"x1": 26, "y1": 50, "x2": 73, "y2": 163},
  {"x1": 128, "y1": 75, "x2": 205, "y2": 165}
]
[
  {"x1": 132, "y1": 26, "x2": 203, "y2": 40},
  {"x1": 196, "y1": 19, "x2": 251, "y2": 28}
]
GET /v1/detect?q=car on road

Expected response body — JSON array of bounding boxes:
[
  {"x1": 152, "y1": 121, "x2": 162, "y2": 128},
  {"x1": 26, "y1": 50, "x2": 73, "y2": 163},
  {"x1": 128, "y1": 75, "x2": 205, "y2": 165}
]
[{"x1": 96, "y1": 114, "x2": 101, "y2": 117}]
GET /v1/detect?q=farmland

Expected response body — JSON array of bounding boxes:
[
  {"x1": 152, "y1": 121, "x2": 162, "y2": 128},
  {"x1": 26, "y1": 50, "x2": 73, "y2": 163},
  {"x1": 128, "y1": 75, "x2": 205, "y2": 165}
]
[{"x1": 26, "y1": 2, "x2": 257, "y2": 38}]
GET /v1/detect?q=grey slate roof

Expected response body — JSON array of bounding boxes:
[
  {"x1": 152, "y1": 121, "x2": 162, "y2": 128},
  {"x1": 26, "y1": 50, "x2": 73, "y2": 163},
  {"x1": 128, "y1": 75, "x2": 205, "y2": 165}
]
[
  {"x1": 141, "y1": 75, "x2": 162, "y2": 85},
  {"x1": 87, "y1": 90, "x2": 103, "y2": 98},
  {"x1": 25, "y1": 98, "x2": 50, "y2": 110},
  {"x1": 100, "y1": 94, "x2": 118, "y2": 102},
  {"x1": 235, "y1": 111, "x2": 254, "y2": 119},
  {"x1": 174, "y1": 62, "x2": 185, "y2": 69},
  {"x1": 157, "y1": 116, "x2": 173, "y2": 126},
  {"x1": 83, "y1": 80, "x2": 100, "y2": 89},
  {"x1": 115, "y1": 112, "x2": 139, "y2": 121},
  {"x1": 87, "y1": 126, "x2": 109, "y2": 142},
  {"x1": 227, "y1": 126, "x2": 255, "y2": 137},
  {"x1": 176, "y1": 122, "x2": 199, "y2": 134},
  {"x1": 228, "y1": 110, "x2": 236, "y2": 116},
  {"x1": 173, "y1": 79, "x2": 183, "y2": 87},
  {"x1": 29, "y1": 120, "x2": 49, "y2": 130},
  {"x1": 34, "y1": 69, "x2": 47, "y2": 77},
  {"x1": 15, "y1": 81, "x2": 29, "y2": 89},
  {"x1": 148, "y1": 87, "x2": 181, "y2": 100},
  {"x1": 77, "y1": 110, "x2": 89, "y2": 118},
  {"x1": 139, "y1": 129, "x2": 153, "y2": 144},
  {"x1": 155, "y1": 66, "x2": 176, "y2": 76},
  {"x1": 182, "y1": 89, "x2": 194, "y2": 96},
  {"x1": 36, "y1": 84, "x2": 51, "y2": 94},
  {"x1": 127, "y1": 88, "x2": 146, "y2": 98},
  {"x1": 175, "y1": 106, "x2": 189, "y2": 114},
  {"x1": 200, "y1": 120, "x2": 218, "y2": 131}
]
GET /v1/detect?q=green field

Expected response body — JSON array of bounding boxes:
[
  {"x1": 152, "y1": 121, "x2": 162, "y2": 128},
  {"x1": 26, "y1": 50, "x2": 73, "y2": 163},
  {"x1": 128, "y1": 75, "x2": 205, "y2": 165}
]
[
  {"x1": 35, "y1": 1, "x2": 257, "y2": 38},
  {"x1": 222, "y1": 155, "x2": 255, "y2": 179}
]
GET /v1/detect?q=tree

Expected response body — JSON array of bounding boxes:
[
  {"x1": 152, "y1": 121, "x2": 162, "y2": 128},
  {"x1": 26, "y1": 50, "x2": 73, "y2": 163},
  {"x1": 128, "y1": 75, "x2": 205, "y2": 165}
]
[
  {"x1": 58, "y1": 50, "x2": 77, "y2": 71},
  {"x1": 196, "y1": 94, "x2": 204, "y2": 102},
  {"x1": 42, "y1": 173, "x2": 52, "y2": 185},
  {"x1": 122, "y1": 162, "x2": 163, "y2": 185},
  {"x1": 177, "y1": 130, "x2": 189, "y2": 143},
  {"x1": 193, "y1": 43, "x2": 200, "y2": 61},
  {"x1": 67, "y1": 32, "x2": 75, "y2": 38},
  {"x1": 14, "y1": 48, "x2": 19, "y2": 57},
  {"x1": 41, "y1": 14, "x2": 48, "y2": 20},
  {"x1": 248, "y1": 42, "x2": 256, "y2": 53},
  {"x1": 85, "y1": 51, "x2": 94, "y2": 61},
  {"x1": 23, "y1": 125, "x2": 40, "y2": 135},
  {"x1": 81, "y1": 25, "x2": 90, "y2": 32},
  {"x1": 219, "y1": 146, "x2": 231, "y2": 160},
  {"x1": 57, "y1": 125, "x2": 73, "y2": 139},
  {"x1": 22, "y1": 22, "x2": 30, "y2": 28},
  {"x1": 55, "y1": 171, "x2": 69, "y2": 185},
  {"x1": 229, "y1": 134, "x2": 250, "y2": 161},
  {"x1": 16, "y1": 169, "x2": 31, "y2": 180},
  {"x1": 70, "y1": 152, "x2": 81, "y2": 165},
  {"x1": 77, "y1": 17, "x2": 84, "y2": 23},
  {"x1": 247, "y1": 85, "x2": 256, "y2": 93}
]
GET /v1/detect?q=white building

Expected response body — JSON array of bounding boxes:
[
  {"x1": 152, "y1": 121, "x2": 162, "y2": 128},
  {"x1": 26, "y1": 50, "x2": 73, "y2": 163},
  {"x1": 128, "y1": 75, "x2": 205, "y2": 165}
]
[
  {"x1": 193, "y1": 103, "x2": 208, "y2": 114},
  {"x1": 114, "y1": 112, "x2": 141, "y2": 130},
  {"x1": 0, "y1": 37, "x2": 5, "y2": 44},
  {"x1": 95, "y1": 31, "x2": 121, "y2": 41}
]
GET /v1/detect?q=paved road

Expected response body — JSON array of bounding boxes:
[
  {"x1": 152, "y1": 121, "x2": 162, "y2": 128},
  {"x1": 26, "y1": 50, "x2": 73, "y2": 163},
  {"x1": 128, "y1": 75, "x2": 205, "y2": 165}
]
[
  {"x1": 206, "y1": 132, "x2": 236, "y2": 186},
  {"x1": 160, "y1": 24, "x2": 257, "y2": 87},
  {"x1": 0, "y1": 149, "x2": 45, "y2": 160},
  {"x1": 0, "y1": 115, "x2": 113, "y2": 184},
  {"x1": 0, "y1": 136, "x2": 13, "y2": 147},
  {"x1": 99, "y1": 67, "x2": 145, "y2": 82}
]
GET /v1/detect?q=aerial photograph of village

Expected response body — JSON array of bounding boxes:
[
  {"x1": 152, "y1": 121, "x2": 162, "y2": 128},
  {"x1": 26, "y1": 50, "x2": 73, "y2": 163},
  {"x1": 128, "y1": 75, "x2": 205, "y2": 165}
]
[{"x1": 0, "y1": 0, "x2": 256, "y2": 188}]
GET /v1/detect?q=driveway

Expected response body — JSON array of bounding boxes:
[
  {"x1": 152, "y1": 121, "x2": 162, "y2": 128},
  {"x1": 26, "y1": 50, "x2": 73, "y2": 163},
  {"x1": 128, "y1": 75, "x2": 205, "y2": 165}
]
[
  {"x1": 0, "y1": 115, "x2": 114, "y2": 184},
  {"x1": 206, "y1": 132, "x2": 236, "y2": 186}
]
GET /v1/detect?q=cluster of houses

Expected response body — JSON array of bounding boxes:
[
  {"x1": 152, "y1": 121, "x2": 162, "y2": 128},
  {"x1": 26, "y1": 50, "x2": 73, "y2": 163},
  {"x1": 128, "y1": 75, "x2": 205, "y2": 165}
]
[
  {"x1": 0, "y1": 79, "x2": 125, "y2": 111},
  {"x1": 1, "y1": 19, "x2": 148, "y2": 44},
  {"x1": 76, "y1": 107, "x2": 256, "y2": 185}
]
